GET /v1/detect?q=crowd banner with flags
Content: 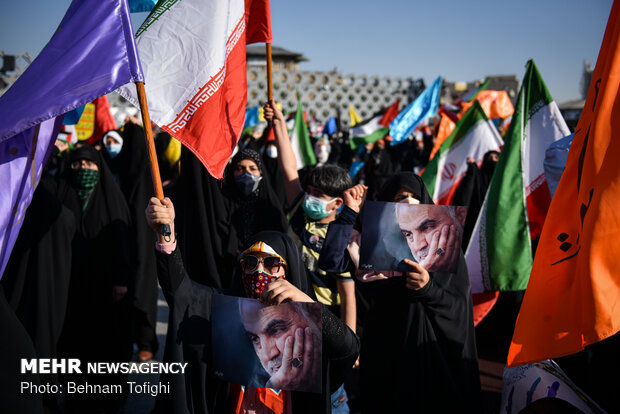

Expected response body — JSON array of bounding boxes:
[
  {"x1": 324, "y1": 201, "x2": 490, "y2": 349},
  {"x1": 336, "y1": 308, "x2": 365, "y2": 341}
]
[
  {"x1": 323, "y1": 117, "x2": 338, "y2": 137},
  {"x1": 507, "y1": 2, "x2": 620, "y2": 367},
  {"x1": 428, "y1": 112, "x2": 457, "y2": 161},
  {"x1": 349, "y1": 99, "x2": 400, "y2": 149},
  {"x1": 462, "y1": 77, "x2": 489, "y2": 103},
  {"x1": 465, "y1": 60, "x2": 570, "y2": 294},
  {"x1": 0, "y1": 0, "x2": 144, "y2": 279},
  {"x1": 118, "y1": 0, "x2": 272, "y2": 179},
  {"x1": 389, "y1": 77, "x2": 442, "y2": 145},
  {"x1": 89, "y1": 95, "x2": 118, "y2": 144},
  {"x1": 128, "y1": 0, "x2": 157, "y2": 12},
  {"x1": 421, "y1": 101, "x2": 503, "y2": 205},
  {"x1": 290, "y1": 97, "x2": 316, "y2": 170},
  {"x1": 245, "y1": 106, "x2": 260, "y2": 129},
  {"x1": 458, "y1": 90, "x2": 515, "y2": 120},
  {"x1": 349, "y1": 104, "x2": 362, "y2": 127}
]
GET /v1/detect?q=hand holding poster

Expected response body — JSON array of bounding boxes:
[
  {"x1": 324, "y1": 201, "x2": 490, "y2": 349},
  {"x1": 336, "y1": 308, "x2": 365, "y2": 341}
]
[
  {"x1": 212, "y1": 295, "x2": 322, "y2": 393},
  {"x1": 360, "y1": 201, "x2": 467, "y2": 273}
]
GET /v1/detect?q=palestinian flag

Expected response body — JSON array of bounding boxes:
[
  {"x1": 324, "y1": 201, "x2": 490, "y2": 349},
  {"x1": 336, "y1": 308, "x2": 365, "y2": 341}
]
[
  {"x1": 465, "y1": 60, "x2": 570, "y2": 293},
  {"x1": 421, "y1": 100, "x2": 503, "y2": 205},
  {"x1": 117, "y1": 0, "x2": 272, "y2": 178},
  {"x1": 349, "y1": 99, "x2": 399, "y2": 149},
  {"x1": 290, "y1": 98, "x2": 315, "y2": 170}
]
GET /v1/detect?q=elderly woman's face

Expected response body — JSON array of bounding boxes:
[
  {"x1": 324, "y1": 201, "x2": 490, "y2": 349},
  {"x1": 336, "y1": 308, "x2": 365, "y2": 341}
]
[{"x1": 235, "y1": 158, "x2": 261, "y2": 178}]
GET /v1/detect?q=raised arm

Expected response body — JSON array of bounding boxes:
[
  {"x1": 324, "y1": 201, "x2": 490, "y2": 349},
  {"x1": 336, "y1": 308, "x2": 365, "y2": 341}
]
[{"x1": 263, "y1": 100, "x2": 303, "y2": 205}]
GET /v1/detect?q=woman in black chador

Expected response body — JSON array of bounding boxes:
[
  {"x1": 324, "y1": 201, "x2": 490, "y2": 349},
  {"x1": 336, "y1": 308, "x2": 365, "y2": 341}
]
[{"x1": 56, "y1": 144, "x2": 133, "y2": 414}]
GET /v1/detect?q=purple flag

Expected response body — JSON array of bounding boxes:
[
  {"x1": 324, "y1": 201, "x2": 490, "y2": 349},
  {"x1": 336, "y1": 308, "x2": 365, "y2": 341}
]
[{"x1": 0, "y1": 0, "x2": 144, "y2": 278}]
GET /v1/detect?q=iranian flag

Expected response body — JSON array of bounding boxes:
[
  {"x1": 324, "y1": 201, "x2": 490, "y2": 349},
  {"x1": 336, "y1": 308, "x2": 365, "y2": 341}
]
[
  {"x1": 465, "y1": 60, "x2": 570, "y2": 293},
  {"x1": 290, "y1": 98, "x2": 315, "y2": 170},
  {"x1": 118, "y1": 0, "x2": 271, "y2": 178},
  {"x1": 421, "y1": 100, "x2": 503, "y2": 205}
]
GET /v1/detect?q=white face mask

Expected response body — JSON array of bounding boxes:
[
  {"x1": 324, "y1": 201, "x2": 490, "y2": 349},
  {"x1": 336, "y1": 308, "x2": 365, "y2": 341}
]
[
  {"x1": 265, "y1": 145, "x2": 277, "y2": 159},
  {"x1": 398, "y1": 196, "x2": 420, "y2": 205},
  {"x1": 315, "y1": 145, "x2": 329, "y2": 163}
]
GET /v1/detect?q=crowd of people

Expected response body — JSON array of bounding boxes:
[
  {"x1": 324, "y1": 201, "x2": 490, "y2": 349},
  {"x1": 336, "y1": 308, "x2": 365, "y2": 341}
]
[{"x1": 4, "y1": 96, "x2": 612, "y2": 414}]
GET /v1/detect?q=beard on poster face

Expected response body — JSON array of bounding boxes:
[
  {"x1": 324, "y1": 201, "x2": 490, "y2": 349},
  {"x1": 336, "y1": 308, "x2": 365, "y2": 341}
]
[
  {"x1": 396, "y1": 204, "x2": 466, "y2": 266},
  {"x1": 240, "y1": 300, "x2": 320, "y2": 381}
]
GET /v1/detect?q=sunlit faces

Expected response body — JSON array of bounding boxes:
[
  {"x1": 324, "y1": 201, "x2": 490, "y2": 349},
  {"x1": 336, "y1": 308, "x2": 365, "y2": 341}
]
[
  {"x1": 392, "y1": 187, "x2": 420, "y2": 204},
  {"x1": 104, "y1": 135, "x2": 121, "y2": 146},
  {"x1": 396, "y1": 204, "x2": 462, "y2": 263},
  {"x1": 71, "y1": 159, "x2": 99, "y2": 171},
  {"x1": 306, "y1": 185, "x2": 342, "y2": 212},
  {"x1": 240, "y1": 301, "x2": 320, "y2": 377},
  {"x1": 240, "y1": 252, "x2": 286, "y2": 276},
  {"x1": 234, "y1": 158, "x2": 261, "y2": 178}
]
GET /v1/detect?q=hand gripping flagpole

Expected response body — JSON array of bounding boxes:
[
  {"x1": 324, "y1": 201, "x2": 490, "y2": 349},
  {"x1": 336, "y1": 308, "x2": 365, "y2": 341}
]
[{"x1": 135, "y1": 81, "x2": 171, "y2": 241}]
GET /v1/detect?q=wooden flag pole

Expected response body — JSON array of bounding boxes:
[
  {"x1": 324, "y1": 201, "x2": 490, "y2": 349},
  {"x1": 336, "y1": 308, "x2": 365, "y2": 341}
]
[
  {"x1": 266, "y1": 43, "x2": 273, "y2": 101},
  {"x1": 135, "y1": 81, "x2": 165, "y2": 200},
  {"x1": 135, "y1": 81, "x2": 171, "y2": 239}
]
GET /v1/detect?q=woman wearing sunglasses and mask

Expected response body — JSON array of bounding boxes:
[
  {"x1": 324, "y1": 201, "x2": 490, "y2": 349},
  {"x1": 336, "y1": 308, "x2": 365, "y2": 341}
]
[{"x1": 145, "y1": 197, "x2": 359, "y2": 414}]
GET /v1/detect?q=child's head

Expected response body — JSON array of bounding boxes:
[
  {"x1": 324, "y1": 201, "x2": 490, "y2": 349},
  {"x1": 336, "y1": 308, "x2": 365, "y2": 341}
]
[{"x1": 303, "y1": 164, "x2": 352, "y2": 199}]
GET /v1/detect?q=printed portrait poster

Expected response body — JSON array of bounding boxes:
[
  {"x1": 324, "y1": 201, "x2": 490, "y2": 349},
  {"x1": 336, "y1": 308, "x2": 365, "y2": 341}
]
[
  {"x1": 211, "y1": 295, "x2": 322, "y2": 393},
  {"x1": 500, "y1": 360, "x2": 605, "y2": 413},
  {"x1": 360, "y1": 201, "x2": 467, "y2": 273}
]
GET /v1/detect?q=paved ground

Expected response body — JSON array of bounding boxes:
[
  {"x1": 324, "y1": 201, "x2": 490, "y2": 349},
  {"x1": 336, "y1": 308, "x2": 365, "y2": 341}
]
[{"x1": 121, "y1": 287, "x2": 169, "y2": 414}]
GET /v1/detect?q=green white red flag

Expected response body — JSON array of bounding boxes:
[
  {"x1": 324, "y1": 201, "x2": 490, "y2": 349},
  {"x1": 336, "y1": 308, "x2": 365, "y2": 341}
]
[
  {"x1": 465, "y1": 60, "x2": 570, "y2": 293},
  {"x1": 421, "y1": 101, "x2": 503, "y2": 205},
  {"x1": 118, "y1": 0, "x2": 271, "y2": 178},
  {"x1": 290, "y1": 97, "x2": 315, "y2": 169}
]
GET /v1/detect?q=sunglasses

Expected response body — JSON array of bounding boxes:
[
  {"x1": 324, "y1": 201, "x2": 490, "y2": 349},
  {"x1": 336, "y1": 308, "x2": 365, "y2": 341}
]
[{"x1": 240, "y1": 255, "x2": 285, "y2": 274}]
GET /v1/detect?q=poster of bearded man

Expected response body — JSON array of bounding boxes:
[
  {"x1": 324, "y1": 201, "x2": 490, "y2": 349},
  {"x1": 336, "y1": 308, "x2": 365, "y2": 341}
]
[
  {"x1": 212, "y1": 294, "x2": 322, "y2": 393},
  {"x1": 360, "y1": 201, "x2": 467, "y2": 273}
]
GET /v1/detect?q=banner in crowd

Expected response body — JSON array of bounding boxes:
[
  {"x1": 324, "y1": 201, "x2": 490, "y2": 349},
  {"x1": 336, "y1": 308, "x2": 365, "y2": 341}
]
[
  {"x1": 0, "y1": 0, "x2": 144, "y2": 279},
  {"x1": 422, "y1": 101, "x2": 503, "y2": 205},
  {"x1": 359, "y1": 201, "x2": 467, "y2": 273},
  {"x1": 465, "y1": 60, "x2": 570, "y2": 294},
  {"x1": 508, "y1": 1, "x2": 620, "y2": 367},
  {"x1": 290, "y1": 97, "x2": 316, "y2": 169},
  {"x1": 501, "y1": 360, "x2": 605, "y2": 413},
  {"x1": 349, "y1": 99, "x2": 399, "y2": 149},
  {"x1": 118, "y1": 0, "x2": 272, "y2": 178},
  {"x1": 212, "y1": 294, "x2": 322, "y2": 393},
  {"x1": 389, "y1": 77, "x2": 441, "y2": 145}
]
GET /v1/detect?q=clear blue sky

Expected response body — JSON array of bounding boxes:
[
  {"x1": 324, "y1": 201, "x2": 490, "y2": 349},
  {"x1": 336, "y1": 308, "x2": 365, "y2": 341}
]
[{"x1": 1, "y1": 0, "x2": 613, "y2": 104}]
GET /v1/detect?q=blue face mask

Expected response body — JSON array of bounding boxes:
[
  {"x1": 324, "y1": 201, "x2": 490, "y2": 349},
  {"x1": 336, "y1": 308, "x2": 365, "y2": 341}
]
[
  {"x1": 302, "y1": 194, "x2": 337, "y2": 220},
  {"x1": 235, "y1": 171, "x2": 262, "y2": 196},
  {"x1": 106, "y1": 143, "x2": 122, "y2": 159}
]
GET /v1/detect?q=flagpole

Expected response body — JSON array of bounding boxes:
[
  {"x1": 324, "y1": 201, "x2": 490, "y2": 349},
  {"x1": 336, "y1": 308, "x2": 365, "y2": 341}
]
[
  {"x1": 135, "y1": 81, "x2": 171, "y2": 239},
  {"x1": 266, "y1": 43, "x2": 273, "y2": 101},
  {"x1": 135, "y1": 81, "x2": 164, "y2": 199}
]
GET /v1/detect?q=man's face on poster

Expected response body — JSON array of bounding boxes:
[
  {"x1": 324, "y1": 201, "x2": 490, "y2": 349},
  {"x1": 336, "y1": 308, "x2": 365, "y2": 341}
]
[
  {"x1": 396, "y1": 204, "x2": 466, "y2": 272},
  {"x1": 240, "y1": 301, "x2": 320, "y2": 378}
]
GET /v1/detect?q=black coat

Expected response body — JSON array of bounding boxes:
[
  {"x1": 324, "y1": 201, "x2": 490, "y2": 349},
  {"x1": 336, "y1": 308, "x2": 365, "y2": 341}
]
[
  {"x1": 321, "y1": 172, "x2": 482, "y2": 413},
  {"x1": 153, "y1": 231, "x2": 359, "y2": 414}
]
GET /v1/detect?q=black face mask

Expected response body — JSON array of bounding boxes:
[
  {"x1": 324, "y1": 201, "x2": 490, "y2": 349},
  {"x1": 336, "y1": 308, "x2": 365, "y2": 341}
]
[{"x1": 235, "y1": 172, "x2": 262, "y2": 196}]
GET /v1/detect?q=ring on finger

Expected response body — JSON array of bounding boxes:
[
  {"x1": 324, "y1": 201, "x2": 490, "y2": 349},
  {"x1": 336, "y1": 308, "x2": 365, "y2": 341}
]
[
  {"x1": 291, "y1": 357, "x2": 303, "y2": 368},
  {"x1": 436, "y1": 247, "x2": 446, "y2": 256}
]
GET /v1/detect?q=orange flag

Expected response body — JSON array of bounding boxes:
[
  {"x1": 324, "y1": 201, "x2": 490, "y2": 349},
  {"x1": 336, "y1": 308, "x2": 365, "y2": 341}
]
[
  {"x1": 507, "y1": 2, "x2": 620, "y2": 367},
  {"x1": 428, "y1": 113, "x2": 456, "y2": 161},
  {"x1": 458, "y1": 90, "x2": 514, "y2": 120}
]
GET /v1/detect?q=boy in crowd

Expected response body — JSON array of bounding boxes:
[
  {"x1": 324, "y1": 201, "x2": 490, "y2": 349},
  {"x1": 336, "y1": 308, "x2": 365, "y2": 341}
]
[{"x1": 264, "y1": 101, "x2": 356, "y2": 413}]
